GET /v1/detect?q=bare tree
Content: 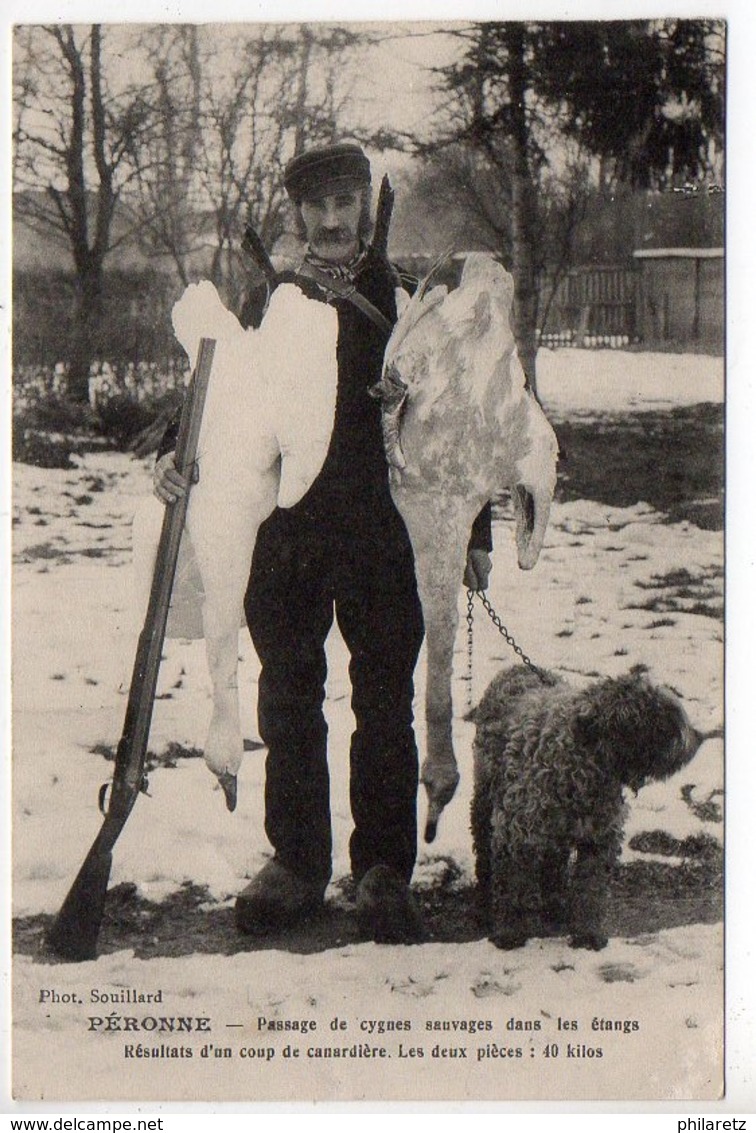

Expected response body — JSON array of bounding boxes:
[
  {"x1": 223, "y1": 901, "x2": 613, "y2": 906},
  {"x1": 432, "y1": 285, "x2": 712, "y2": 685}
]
[
  {"x1": 395, "y1": 140, "x2": 593, "y2": 359},
  {"x1": 116, "y1": 26, "x2": 204, "y2": 289},
  {"x1": 13, "y1": 24, "x2": 151, "y2": 401},
  {"x1": 122, "y1": 24, "x2": 368, "y2": 309},
  {"x1": 14, "y1": 21, "x2": 377, "y2": 386},
  {"x1": 417, "y1": 20, "x2": 724, "y2": 390}
]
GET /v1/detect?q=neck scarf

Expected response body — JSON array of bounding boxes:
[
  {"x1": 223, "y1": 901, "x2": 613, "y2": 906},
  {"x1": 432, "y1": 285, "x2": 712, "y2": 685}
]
[{"x1": 304, "y1": 243, "x2": 367, "y2": 283}]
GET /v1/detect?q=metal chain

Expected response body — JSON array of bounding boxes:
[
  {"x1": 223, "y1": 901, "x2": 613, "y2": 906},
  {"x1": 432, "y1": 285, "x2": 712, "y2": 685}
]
[
  {"x1": 465, "y1": 588, "x2": 475, "y2": 709},
  {"x1": 465, "y1": 588, "x2": 550, "y2": 700}
]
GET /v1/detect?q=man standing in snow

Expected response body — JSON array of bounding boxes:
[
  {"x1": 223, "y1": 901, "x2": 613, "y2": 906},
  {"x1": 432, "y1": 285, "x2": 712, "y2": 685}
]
[{"x1": 154, "y1": 141, "x2": 492, "y2": 943}]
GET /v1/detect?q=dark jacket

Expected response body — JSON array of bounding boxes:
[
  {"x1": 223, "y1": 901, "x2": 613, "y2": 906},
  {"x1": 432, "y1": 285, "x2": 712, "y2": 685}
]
[{"x1": 160, "y1": 248, "x2": 492, "y2": 551}]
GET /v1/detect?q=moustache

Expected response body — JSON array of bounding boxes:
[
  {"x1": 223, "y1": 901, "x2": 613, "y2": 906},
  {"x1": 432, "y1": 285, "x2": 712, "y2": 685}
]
[{"x1": 313, "y1": 226, "x2": 355, "y2": 245}]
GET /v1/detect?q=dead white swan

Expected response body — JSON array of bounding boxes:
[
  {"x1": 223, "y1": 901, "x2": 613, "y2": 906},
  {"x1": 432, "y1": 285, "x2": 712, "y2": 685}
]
[
  {"x1": 372, "y1": 252, "x2": 559, "y2": 840},
  {"x1": 134, "y1": 280, "x2": 339, "y2": 810}
]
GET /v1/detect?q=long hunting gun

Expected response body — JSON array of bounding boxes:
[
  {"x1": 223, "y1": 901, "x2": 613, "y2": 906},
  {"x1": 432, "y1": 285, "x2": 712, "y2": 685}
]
[{"x1": 47, "y1": 337, "x2": 217, "y2": 962}]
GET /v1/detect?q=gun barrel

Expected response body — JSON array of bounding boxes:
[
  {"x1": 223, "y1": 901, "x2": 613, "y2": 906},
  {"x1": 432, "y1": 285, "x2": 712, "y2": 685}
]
[
  {"x1": 47, "y1": 338, "x2": 216, "y2": 961},
  {"x1": 372, "y1": 174, "x2": 395, "y2": 257},
  {"x1": 242, "y1": 224, "x2": 277, "y2": 282}
]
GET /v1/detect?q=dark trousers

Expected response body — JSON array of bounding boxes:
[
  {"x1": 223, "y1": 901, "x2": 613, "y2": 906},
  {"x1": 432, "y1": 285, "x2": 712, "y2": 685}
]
[{"x1": 244, "y1": 498, "x2": 425, "y2": 887}]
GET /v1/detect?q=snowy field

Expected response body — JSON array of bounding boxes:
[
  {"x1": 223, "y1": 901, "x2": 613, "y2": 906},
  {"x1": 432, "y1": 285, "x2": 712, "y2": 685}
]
[{"x1": 10, "y1": 349, "x2": 725, "y2": 1103}]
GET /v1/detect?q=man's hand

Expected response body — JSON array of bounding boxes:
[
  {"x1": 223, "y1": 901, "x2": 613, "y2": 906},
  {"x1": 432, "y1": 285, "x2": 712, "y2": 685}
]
[
  {"x1": 153, "y1": 452, "x2": 198, "y2": 505},
  {"x1": 464, "y1": 548, "x2": 492, "y2": 591}
]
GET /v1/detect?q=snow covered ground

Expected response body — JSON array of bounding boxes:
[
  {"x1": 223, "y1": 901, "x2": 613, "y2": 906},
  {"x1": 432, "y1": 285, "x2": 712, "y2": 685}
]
[
  {"x1": 536, "y1": 348, "x2": 722, "y2": 416},
  {"x1": 10, "y1": 349, "x2": 726, "y2": 1103}
]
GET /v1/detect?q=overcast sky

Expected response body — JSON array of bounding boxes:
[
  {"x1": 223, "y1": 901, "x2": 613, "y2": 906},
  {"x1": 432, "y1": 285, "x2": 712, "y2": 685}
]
[{"x1": 345, "y1": 22, "x2": 462, "y2": 133}]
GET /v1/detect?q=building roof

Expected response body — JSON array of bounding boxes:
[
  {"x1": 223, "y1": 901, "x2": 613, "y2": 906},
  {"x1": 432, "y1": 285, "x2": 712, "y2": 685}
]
[{"x1": 632, "y1": 247, "x2": 724, "y2": 260}]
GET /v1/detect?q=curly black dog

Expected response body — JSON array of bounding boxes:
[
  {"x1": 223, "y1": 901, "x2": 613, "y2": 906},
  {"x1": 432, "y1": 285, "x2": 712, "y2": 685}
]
[{"x1": 470, "y1": 665, "x2": 704, "y2": 951}]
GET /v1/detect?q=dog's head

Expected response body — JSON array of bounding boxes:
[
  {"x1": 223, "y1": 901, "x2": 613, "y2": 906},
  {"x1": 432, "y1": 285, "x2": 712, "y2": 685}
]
[{"x1": 574, "y1": 666, "x2": 704, "y2": 791}]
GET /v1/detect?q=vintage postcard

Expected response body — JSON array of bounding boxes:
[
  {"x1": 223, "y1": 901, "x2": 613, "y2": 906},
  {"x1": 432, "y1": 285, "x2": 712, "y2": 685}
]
[{"x1": 7, "y1": 10, "x2": 735, "y2": 1107}]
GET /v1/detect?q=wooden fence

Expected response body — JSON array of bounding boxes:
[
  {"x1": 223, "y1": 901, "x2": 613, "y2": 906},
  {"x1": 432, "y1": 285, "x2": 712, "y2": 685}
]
[
  {"x1": 538, "y1": 252, "x2": 723, "y2": 350},
  {"x1": 538, "y1": 265, "x2": 639, "y2": 349}
]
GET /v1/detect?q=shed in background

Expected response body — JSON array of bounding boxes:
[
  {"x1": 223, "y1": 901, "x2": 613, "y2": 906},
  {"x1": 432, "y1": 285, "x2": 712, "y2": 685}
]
[{"x1": 633, "y1": 247, "x2": 724, "y2": 351}]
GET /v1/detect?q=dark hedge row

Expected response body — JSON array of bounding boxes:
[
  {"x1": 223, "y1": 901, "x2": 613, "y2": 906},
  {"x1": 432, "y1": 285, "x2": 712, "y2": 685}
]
[
  {"x1": 13, "y1": 267, "x2": 190, "y2": 463},
  {"x1": 12, "y1": 267, "x2": 186, "y2": 368}
]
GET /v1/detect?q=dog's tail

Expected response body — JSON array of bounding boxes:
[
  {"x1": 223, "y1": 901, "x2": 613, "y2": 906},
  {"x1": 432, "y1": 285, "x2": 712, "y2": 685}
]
[{"x1": 696, "y1": 724, "x2": 724, "y2": 744}]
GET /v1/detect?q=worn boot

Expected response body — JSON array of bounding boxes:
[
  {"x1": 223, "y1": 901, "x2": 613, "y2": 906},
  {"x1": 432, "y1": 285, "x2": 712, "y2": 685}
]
[
  {"x1": 355, "y1": 864, "x2": 424, "y2": 944},
  {"x1": 235, "y1": 859, "x2": 327, "y2": 934}
]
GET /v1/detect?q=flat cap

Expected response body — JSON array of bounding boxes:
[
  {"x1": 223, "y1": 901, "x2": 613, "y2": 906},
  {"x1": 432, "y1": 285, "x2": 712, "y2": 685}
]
[{"x1": 284, "y1": 142, "x2": 371, "y2": 203}]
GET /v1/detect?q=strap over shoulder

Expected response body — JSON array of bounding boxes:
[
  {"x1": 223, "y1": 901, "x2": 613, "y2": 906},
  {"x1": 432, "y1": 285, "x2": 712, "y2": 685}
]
[
  {"x1": 293, "y1": 261, "x2": 393, "y2": 335},
  {"x1": 241, "y1": 176, "x2": 400, "y2": 337}
]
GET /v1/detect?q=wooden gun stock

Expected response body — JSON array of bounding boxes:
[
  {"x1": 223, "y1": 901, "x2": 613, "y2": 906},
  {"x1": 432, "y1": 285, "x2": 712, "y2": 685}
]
[{"x1": 47, "y1": 337, "x2": 216, "y2": 961}]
